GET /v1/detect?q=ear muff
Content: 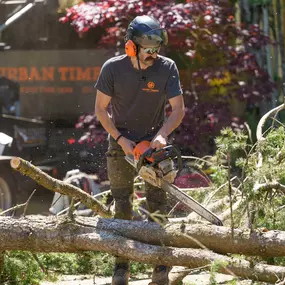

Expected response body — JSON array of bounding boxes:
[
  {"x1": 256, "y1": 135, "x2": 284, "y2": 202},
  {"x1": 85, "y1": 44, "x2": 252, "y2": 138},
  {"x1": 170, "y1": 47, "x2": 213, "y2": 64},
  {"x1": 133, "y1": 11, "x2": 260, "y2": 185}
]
[{"x1": 125, "y1": 40, "x2": 137, "y2": 57}]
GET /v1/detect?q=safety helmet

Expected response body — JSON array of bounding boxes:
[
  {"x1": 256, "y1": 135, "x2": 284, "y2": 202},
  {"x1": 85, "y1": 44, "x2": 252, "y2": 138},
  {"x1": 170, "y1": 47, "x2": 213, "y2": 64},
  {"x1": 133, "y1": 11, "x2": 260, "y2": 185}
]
[{"x1": 125, "y1": 15, "x2": 168, "y2": 47}]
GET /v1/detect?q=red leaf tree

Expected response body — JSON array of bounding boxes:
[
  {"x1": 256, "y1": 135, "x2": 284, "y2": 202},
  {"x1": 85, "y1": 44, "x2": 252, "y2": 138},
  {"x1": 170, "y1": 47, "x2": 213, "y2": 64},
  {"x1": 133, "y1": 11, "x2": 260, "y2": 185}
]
[{"x1": 61, "y1": 0, "x2": 274, "y2": 155}]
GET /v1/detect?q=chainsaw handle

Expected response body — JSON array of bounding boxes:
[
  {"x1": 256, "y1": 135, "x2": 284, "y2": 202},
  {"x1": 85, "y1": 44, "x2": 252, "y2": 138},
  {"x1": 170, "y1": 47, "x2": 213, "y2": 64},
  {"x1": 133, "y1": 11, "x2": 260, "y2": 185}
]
[
  {"x1": 163, "y1": 145, "x2": 183, "y2": 175},
  {"x1": 137, "y1": 147, "x2": 155, "y2": 171},
  {"x1": 137, "y1": 144, "x2": 183, "y2": 175},
  {"x1": 143, "y1": 147, "x2": 156, "y2": 159}
]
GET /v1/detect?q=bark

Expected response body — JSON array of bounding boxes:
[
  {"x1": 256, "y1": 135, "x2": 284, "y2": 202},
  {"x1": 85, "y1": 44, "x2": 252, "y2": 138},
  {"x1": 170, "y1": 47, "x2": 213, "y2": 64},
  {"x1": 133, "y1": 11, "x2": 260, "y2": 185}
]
[
  {"x1": 10, "y1": 157, "x2": 112, "y2": 218},
  {"x1": 1, "y1": 215, "x2": 285, "y2": 258},
  {"x1": 1, "y1": 215, "x2": 285, "y2": 283}
]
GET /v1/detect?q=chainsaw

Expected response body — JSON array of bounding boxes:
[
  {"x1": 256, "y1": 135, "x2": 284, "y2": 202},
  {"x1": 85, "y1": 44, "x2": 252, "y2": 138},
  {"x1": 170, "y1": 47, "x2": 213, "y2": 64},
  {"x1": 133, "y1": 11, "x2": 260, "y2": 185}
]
[{"x1": 125, "y1": 141, "x2": 223, "y2": 226}]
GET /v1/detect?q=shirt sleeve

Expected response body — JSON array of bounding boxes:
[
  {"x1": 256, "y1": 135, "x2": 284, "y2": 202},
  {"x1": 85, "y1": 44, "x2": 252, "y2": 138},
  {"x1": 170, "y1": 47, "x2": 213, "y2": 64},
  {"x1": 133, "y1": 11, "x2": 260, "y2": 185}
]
[
  {"x1": 166, "y1": 62, "x2": 183, "y2": 99},
  {"x1": 94, "y1": 60, "x2": 114, "y2": 97}
]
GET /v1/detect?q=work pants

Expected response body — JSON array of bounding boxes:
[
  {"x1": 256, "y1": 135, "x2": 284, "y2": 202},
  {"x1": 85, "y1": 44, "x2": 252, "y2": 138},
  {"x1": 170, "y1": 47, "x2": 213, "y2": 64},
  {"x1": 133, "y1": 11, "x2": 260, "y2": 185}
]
[{"x1": 106, "y1": 137, "x2": 167, "y2": 264}]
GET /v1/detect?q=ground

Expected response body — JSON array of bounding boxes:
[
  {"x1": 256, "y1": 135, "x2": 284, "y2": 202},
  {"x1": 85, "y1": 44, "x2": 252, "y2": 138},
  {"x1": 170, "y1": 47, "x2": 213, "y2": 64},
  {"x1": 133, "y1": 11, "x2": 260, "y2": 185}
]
[{"x1": 41, "y1": 273, "x2": 262, "y2": 285}]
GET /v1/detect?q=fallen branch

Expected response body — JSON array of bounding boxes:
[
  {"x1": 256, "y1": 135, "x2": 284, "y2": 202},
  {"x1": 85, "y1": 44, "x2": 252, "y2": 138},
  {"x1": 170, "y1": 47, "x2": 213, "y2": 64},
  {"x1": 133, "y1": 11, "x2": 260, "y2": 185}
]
[
  {"x1": 10, "y1": 157, "x2": 112, "y2": 218},
  {"x1": 1, "y1": 215, "x2": 285, "y2": 258},
  {"x1": 1, "y1": 215, "x2": 285, "y2": 283},
  {"x1": 254, "y1": 181, "x2": 285, "y2": 193},
  {"x1": 256, "y1": 103, "x2": 285, "y2": 141},
  {"x1": 169, "y1": 266, "x2": 203, "y2": 285},
  {"x1": 179, "y1": 186, "x2": 213, "y2": 192},
  {"x1": 187, "y1": 196, "x2": 230, "y2": 222},
  {"x1": 0, "y1": 189, "x2": 36, "y2": 216},
  {"x1": 0, "y1": 202, "x2": 27, "y2": 216},
  {"x1": 256, "y1": 103, "x2": 285, "y2": 168},
  {"x1": 220, "y1": 199, "x2": 243, "y2": 222}
]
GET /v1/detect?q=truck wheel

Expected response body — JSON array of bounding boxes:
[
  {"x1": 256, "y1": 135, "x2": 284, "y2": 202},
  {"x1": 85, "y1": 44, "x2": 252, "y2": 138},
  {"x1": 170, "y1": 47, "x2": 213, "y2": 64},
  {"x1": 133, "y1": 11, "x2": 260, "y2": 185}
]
[{"x1": 0, "y1": 175, "x2": 14, "y2": 212}]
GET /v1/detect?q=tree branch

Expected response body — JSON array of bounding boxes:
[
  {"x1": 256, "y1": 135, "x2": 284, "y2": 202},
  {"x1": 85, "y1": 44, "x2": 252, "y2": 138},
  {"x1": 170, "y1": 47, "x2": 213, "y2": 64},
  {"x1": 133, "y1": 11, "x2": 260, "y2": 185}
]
[
  {"x1": 10, "y1": 157, "x2": 112, "y2": 218},
  {"x1": 254, "y1": 181, "x2": 285, "y2": 193}
]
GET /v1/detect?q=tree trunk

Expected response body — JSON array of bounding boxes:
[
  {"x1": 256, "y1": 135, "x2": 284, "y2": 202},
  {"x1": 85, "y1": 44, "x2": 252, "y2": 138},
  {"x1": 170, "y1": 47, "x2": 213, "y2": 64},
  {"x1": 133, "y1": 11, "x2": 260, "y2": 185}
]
[
  {"x1": 1, "y1": 215, "x2": 285, "y2": 283},
  {"x1": 97, "y1": 218, "x2": 285, "y2": 258},
  {"x1": 1, "y1": 215, "x2": 285, "y2": 258}
]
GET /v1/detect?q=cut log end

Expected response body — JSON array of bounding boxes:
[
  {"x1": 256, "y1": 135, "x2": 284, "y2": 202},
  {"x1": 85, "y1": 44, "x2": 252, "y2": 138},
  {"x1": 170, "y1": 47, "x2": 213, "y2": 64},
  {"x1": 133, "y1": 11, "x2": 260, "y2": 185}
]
[{"x1": 10, "y1": 157, "x2": 21, "y2": 169}]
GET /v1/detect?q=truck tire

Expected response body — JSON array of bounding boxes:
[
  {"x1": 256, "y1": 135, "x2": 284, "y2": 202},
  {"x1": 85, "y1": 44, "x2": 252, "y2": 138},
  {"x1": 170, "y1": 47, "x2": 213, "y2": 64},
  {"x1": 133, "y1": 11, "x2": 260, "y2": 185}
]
[{"x1": 0, "y1": 170, "x2": 15, "y2": 212}]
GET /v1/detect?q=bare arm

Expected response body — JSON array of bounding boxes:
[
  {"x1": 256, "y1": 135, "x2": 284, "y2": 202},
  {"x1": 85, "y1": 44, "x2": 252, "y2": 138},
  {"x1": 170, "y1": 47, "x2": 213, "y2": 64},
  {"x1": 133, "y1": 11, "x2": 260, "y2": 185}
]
[
  {"x1": 95, "y1": 90, "x2": 120, "y2": 141},
  {"x1": 150, "y1": 95, "x2": 185, "y2": 149},
  {"x1": 95, "y1": 90, "x2": 136, "y2": 154},
  {"x1": 158, "y1": 95, "x2": 185, "y2": 136}
]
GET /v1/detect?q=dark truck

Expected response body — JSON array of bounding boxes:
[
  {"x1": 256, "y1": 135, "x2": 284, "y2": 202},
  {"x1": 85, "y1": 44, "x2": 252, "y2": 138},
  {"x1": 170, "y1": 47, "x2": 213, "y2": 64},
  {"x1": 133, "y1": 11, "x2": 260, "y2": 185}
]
[{"x1": 0, "y1": 50, "x2": 110, "y2": 213}]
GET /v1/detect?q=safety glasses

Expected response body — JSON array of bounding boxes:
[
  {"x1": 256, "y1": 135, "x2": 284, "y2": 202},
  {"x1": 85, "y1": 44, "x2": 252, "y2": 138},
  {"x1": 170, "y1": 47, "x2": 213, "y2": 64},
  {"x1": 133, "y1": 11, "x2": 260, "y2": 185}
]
[{"x1": 140, "y1": 46, "x2": 160, "y2": 54}]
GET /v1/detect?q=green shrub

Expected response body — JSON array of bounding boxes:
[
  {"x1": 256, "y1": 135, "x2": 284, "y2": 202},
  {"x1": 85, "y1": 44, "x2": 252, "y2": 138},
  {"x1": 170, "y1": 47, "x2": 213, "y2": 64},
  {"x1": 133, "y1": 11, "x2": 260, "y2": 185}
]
[{"x1": 1, "y1": 251, "x2": 151, "y2": 284}]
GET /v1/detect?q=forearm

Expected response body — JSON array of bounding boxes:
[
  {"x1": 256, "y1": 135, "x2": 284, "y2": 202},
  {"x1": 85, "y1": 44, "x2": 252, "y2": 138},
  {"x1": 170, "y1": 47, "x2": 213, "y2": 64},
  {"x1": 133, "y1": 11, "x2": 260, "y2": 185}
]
[
  {"x1": 95, "y1": 109, "x2": 120, "y2": 140},
  {"x1": 157, "y1": 108, "x2": 185, "y2": 137}
]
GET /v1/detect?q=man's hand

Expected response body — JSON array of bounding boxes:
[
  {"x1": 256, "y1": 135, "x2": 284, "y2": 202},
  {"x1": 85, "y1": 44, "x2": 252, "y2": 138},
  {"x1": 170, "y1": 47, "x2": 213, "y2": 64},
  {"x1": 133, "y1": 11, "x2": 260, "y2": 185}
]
[
  {"x1": 118, "y1": 137, "x2": 136, "y2": 155},
  {"x1": 150, "y1": 133, "x2": 167, "y2": 149}
]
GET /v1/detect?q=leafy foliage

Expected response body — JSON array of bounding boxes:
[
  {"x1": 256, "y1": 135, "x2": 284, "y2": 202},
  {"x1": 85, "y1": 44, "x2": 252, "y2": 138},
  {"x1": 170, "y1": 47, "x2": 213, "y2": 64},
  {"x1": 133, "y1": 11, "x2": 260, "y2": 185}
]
[
  {"x1": 1, "y1": 251, "x2": 151, "y2": 284},
  {"x1": 202, "y1": 125, "x2": 285, "y2": 233},
  {"x1": 2, "y1": 251, "x2": 45, "y2": 285},
  {"x1": 61, "y1": 0, "x2": 275, "y2": 155}
]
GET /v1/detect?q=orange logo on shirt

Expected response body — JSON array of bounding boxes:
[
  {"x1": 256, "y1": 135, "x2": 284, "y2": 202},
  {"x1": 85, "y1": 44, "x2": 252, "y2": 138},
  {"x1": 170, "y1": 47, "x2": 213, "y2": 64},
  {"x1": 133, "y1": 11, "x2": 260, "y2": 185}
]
[
  {"x1": 147, "y1": 81, "x2": 155, "y2": 89},
  {"x1": 142, "y1": 81, "x2": 159, "y2": 93}
]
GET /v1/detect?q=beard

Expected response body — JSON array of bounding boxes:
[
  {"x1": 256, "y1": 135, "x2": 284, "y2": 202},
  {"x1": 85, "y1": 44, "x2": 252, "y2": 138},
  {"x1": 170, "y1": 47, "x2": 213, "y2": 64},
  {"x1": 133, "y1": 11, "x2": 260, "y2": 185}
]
[
  {"x1": 145, "y1": 56, "x2": 155, "y2": 61},
  {"x1": 141, "y1": 56, "x2": 156, "y2": 65}
]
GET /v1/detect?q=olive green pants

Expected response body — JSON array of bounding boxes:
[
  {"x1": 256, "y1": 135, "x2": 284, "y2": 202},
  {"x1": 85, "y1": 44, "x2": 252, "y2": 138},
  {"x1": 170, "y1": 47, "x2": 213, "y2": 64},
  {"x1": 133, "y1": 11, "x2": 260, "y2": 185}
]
[{"x1": 106, "y1": 137, "x2": 167, "y2": 264}]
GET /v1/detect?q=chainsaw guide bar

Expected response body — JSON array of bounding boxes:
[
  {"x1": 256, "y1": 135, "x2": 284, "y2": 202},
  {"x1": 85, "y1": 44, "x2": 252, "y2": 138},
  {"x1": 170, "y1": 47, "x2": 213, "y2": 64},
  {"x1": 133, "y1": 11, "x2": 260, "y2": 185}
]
[
  {"x1": 161, "y1": 179, "x2": 223, "y2": 226},
  {"x1": 125, "y1": 141, "x2": 223, "y2": 226}
]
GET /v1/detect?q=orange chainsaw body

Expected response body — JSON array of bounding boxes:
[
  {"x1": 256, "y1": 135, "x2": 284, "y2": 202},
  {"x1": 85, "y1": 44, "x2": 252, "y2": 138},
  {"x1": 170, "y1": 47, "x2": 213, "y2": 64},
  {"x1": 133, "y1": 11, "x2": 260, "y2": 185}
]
[{"x1": 133, "y1": 141, "x2": 154, "y2": 162}]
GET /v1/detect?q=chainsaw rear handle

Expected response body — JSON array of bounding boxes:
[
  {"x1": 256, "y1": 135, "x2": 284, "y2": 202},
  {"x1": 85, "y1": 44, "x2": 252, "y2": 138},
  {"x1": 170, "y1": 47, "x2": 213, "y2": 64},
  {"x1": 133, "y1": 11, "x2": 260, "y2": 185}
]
[
  {"x1": 137, "y1": 144, "x2": 183, "y2": 175},
  {"x1": 155, "y1": 145, "x2": 183, "y2": 175}
]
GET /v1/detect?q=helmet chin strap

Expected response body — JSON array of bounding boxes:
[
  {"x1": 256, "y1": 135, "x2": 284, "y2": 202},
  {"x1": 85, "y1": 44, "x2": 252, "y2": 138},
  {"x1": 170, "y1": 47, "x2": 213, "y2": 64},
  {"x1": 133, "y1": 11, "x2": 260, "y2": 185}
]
[
  {"x1": 136, "y1": 53, "x2": 142, "y2": 71},
  {"x1": 136, "y1": 53, "x2": 144, "y2": 81}
]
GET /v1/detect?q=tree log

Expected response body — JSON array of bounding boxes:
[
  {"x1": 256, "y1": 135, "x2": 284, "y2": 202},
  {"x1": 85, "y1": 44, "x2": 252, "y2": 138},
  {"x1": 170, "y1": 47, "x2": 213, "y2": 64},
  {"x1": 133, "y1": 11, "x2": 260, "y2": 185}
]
[
  {"x1": 1, "y1": 215, "x2": 285, "y2": 283},
  {"x1": 8, "y1": 157, "x2": 285, "y2": 257},
  {"x1": 1, "y1": 215, "x2": 285, "y2": 258},
  {"x1": 95, "y1": 217, "x2": 285, "y2": 258},
  {"x1": 10, "y1": 157, "x2": 112, "y2": 218},
  {"x1": 1, "y1": 215, "x2": 285, "y2": 259}
]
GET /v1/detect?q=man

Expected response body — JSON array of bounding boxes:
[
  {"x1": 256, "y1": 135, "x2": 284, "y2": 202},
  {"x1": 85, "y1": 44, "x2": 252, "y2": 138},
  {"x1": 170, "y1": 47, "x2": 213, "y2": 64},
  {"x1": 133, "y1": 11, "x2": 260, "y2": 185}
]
[{"x1": 95, "y1": 15, "x2": 185, "y2": 285}]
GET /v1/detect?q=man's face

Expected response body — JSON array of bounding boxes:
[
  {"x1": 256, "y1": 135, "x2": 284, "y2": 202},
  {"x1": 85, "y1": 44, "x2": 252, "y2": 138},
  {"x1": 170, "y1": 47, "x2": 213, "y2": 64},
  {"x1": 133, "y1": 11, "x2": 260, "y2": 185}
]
[{"x1": 138, "y1": 45, "x2": 160, "y2": 65}]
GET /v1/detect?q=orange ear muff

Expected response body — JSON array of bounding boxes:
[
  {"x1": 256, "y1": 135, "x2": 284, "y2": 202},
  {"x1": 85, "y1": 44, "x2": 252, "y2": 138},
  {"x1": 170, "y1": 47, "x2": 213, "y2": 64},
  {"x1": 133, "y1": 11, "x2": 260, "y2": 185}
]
[{"x1": 125, "y1": 40, "x2": 137, "y2": 57}]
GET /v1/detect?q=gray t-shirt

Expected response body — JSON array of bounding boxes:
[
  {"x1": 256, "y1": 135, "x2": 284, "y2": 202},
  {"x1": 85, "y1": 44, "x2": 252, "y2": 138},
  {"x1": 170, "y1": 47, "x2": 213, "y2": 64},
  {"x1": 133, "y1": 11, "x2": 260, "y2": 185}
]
[{"x1": 95, "y1": 54, "x2": 182, "y2": 142}]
